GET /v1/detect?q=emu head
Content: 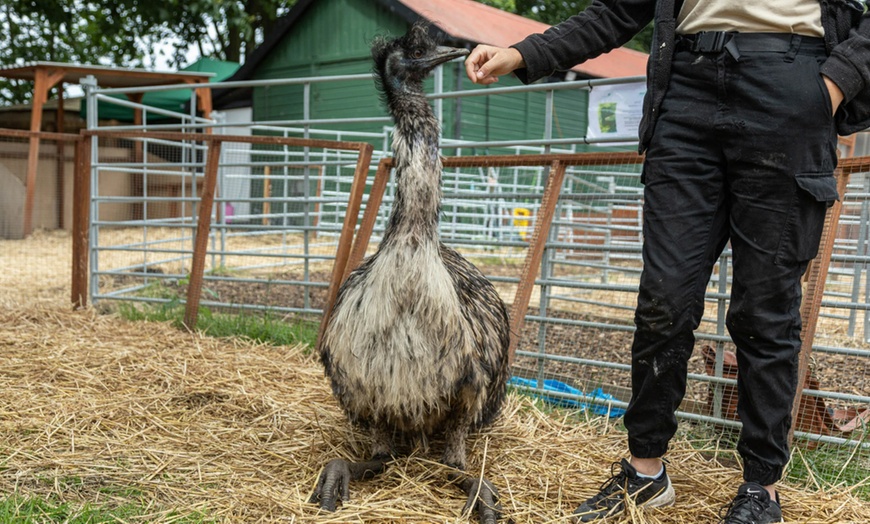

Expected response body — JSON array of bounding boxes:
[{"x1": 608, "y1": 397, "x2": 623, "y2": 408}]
[{"x1": 372, "y1": 23, "x2": 469, "y2": 98}]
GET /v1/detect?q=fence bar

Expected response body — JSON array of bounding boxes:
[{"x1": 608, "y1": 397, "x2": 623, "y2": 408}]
[
  {"x1": 509, "y1": 160, "x2": 568, "y2": 364},
  {"x1": 183, "y1": 141, "x2": 222, "y2": 329},
  {"x1": 317, "y1": 143, "x2": 375, "y2": 346},
  {"x1": 81, "y1": 129, "x2": 371, "y2": 151},
  {"x1": 346, "y1": 158, "x2": 393, "y2": 276},
  {"x1": 789, "y1": 169, "x2": 852, "y2": 444},
  {"x1": 71, "y1": 138, "x2": 90, "y2": 308}
]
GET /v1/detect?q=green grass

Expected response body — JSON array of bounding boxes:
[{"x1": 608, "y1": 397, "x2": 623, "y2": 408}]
[
  {"x1": 510, "y1": 394, "x2": 870, "y2": 502},
  {"x1": 196, "y1": 308, "x2": 319, "y2": 348},
  {"x1": 677, "y1": 421, "x2": 870, "y2": 501},
  {"x1": 116, "y1": 300, "x2": 319, "y2": 349},
  {"x1": 787, "y1": 434, "x2": 870, "y2": 500},
  {"x1": 0, "y1": 495, "x2": 209, "y2": 523}
]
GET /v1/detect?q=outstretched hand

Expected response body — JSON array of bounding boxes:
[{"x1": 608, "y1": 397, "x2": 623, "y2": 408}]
[{"x1": 465, "y1": 45, "x2": 525, "y2": 85}]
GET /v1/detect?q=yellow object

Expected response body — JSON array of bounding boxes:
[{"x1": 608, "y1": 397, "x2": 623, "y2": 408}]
[{"x1": 512, "y1": 208, "x2": 531, "y2": 240}]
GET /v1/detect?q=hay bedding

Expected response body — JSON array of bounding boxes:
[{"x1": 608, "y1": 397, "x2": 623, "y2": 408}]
[
  {"x1": 0, "y1": 307, "x2": 868, "y2": 523},
  {"x1": 2, "y1": 232, "x2": 870, "y2": 523}
]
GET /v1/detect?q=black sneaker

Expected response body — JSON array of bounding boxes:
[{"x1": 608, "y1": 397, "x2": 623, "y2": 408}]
[
  {"x1": 571, "y1": 458, "x2": 675, "y2": 522},
  {"x1": 719, "y1": 482, "x2": 784, "y2": 523}
]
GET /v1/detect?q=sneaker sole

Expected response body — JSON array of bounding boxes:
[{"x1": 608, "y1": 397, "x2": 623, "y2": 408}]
[
  {"x1": 570, "y1": 477, "x2": 676, "y2": 523},
  {"x1": 644, "y1": 476, "x2": 676, "y2": 508}
]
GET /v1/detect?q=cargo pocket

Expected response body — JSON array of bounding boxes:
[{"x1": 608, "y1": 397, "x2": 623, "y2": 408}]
[{"x1": 774, "y1": 172, "x2": 839, "y2": 265}]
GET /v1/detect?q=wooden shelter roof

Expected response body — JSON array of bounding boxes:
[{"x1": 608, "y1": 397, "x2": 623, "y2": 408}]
[
  {"x1": 0, "y1": 61, "x2": 214, "y2": 88},
  {"x1": 0, "y1": 61, "x2": 214, "y2": 238}
]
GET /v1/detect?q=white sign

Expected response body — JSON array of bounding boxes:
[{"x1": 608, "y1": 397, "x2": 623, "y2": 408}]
[{"x1": 586, "y1": 81, "x2": 647, "y2": 144}]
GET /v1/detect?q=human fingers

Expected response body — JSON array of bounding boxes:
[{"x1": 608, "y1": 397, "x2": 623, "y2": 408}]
[
  {"x1": 465, "y1": 45, "x2": 523, "y2": 84},
  {"x1": 465, "y1": 45, "x2": 496, "y2": 83}
]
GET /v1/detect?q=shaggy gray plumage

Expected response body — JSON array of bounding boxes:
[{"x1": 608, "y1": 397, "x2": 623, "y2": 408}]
[{"x1": 309, "y1": 24, "x2": 510, "y2": 524}]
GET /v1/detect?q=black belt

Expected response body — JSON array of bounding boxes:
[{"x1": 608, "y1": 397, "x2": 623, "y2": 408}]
[{"x1": 676, "y1": 32, "x2": 825, "y2": 59}]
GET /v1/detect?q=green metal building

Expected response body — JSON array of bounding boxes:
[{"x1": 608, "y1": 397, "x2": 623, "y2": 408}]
[{"x1": 222, "y1": 0, "x2": 648, "y2": 152}]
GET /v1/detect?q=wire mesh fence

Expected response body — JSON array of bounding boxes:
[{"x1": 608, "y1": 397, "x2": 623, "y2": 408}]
[
  {"x1": 0, "y1": 130, "x2": 81, "y2": 238},
  {"x1": 0, "y1": 130, "x2": 83, "y2": 308},
  {"x1": 78, "y1": 127, "x2": 870, "y2": 495},
  {"x1": 3, "y1": 71, "x2": 863, "y2": 499}
]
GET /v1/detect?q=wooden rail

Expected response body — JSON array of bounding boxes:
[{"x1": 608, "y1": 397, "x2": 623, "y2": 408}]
[
  {"x1": 330, "y1": 152, "x2": 644, "y2": 364},
  {"x1": 0, "y1": 129, "x2": 82, "y2": 239},
  {"x1": 72, "y1": 131, "x2": 373, "y2": 328}
]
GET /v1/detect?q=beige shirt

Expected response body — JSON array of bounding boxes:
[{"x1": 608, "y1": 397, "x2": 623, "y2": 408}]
[{"x1": 677, "y1": 0, "x2": 824, "y2": 37}]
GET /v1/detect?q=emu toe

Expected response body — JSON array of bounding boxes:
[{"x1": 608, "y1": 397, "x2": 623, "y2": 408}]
[
  {"x1": 309, "y1": 458, "x2": 352, "y2": 511},
  {"x1": 460, "y1": 477, "x2": 502, "y2": 524}
]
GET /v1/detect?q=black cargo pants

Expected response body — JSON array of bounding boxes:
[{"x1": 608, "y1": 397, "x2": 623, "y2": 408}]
[{"x1": 624, "y1": 33, "x2": 840, "y2": 486}]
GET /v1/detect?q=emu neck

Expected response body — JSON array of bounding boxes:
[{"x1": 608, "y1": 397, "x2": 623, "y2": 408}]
[{"x1": 383, "y1": 89, "x2": 442, "y2": 247}]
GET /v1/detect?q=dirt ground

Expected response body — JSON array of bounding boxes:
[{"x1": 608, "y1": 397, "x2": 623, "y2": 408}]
[
  {"x1": 2, "y1": 230, "x2": 870, "y2": 523},
  {"x1": 190, "y1": 261, "x2": 869, "y2": 413}
]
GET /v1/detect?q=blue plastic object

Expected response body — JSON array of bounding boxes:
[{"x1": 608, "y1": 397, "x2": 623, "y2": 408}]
[{"x1": 508, "y1": 376, "x2": 626, "y2": 417}]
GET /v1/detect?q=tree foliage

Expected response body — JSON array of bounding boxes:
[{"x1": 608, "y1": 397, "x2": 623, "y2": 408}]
[
  {"x1": 480, "y1": 0, "x2": 654, "y2": 53},
  {"x1": 0, "y1": 1, "x2": 652, "y2": 106},
  {"x1": 0, "y1": 0, "x2": 295, "y2": 105}
]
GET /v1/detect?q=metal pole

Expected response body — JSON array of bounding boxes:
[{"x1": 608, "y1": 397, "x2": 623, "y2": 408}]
[
  {"x1": 303, "y1": 82, "x2": 312, "y2": 310},
  {"x1": 713, "y1": 252, "x2": 730, "y2": 419},
  {"x1": 849, "y1": 177, "x2": 869, "y2": 336},
  {"x1": 81, "y1": 75, "x2": 101, "y2": 305},
  {"x1": 543, "y1": 90, "x2": 554, "y2": 155}
]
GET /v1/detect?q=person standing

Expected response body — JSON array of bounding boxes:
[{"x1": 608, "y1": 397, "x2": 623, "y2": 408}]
[{"x1": 465, "y1": 1, "x2": 870, "y2": 522}]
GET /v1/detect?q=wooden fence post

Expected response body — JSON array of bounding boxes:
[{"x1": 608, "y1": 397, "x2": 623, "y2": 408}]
[{"x1": 183, "y1": 140, "x2": 223, "y2": 329}]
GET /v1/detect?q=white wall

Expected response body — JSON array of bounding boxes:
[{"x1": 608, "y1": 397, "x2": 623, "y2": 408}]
[{"x1": 214, "y1": 108, "x2": 253, "y2": 221}]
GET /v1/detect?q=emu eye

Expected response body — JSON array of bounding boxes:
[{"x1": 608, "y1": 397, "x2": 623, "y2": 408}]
[{"x1": 413, "y1": 49, "x2": 424, "y2": 59}]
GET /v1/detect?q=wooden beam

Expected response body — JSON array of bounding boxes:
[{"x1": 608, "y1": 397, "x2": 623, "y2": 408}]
[
  {"x1": 345, "y1": 158, "x2": 393, "y2": 279},
  {"x1": 125, "y1": 93, "x2": 145, "y2": 164},
  {"x1": 196, "y1": 84, "x2": 213, "y2": 121},
  {"x1": 789, "y1": 169, "x2": 851, "y2": 444},
  {"x1": 71, "y1": 137, "x2": 91, "y2": 309},
  {"x1": 82, "y1": 130, "x2": 372, "y2": 152},
  {"x1": 126, "y1": 92, "x2": 145, "y2": 128},
  {"x1": 56, "y1": 85, "x2": 66, "y2": 229},
  {"x1": 23, "y1": 65, "x2": 67, "y2": 236},
  {"x1": 508, "y1": 160, "x2": 568, "y2": 365},
  {"x1": 317, "y1": 144, "x2": 374, "y2": 350},
  {"x1": 23, "y1": 69, "x2": 49, "y2": 236},
  {"x1": 184, "y1": 141, "x2": 223, "y2": 329}
]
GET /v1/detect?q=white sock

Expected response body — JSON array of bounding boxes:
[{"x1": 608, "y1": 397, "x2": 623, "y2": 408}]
[{"x1": 635, "y1": 464, "x2": 664, "y2": 480}]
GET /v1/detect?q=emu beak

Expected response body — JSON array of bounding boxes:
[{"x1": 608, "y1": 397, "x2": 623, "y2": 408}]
[{"x1": 423, "y1": 46, "x2": 470, "y2": 68}]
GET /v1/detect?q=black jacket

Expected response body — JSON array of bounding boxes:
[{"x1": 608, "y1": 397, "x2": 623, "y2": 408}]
[{"x1": 511, "y1": 0, "x2": 870, "y2": 152}]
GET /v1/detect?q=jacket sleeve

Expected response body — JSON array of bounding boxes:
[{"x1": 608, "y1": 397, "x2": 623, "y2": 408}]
[
  {"x1": 820, "y1": 1, "x2": 870, "y2": 104},
  {"x1": 511, "y1": 0, "x2": 656, "y2": 84}
]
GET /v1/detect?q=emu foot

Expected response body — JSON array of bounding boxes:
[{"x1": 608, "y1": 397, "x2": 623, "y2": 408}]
[
  {"x1": 309, "y1": 457, "x2": 387, "y2": 511},
  {"x1": 453, "y1": 473, "x2": 502, "y2": 524}
]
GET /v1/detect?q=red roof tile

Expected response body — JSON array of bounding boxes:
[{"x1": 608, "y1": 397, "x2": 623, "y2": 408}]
[{"x1": 397, "y1": 0, "x2": 648, "y2": 78}]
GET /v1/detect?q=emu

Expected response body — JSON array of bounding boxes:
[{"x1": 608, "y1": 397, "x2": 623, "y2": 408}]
[{"x1": 309, "y1": 24, "x2": 510, "y2": 524}]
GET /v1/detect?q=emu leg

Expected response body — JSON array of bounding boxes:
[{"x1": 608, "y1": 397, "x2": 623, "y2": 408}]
[
  {"x1": 308, "y1": 455, "x2": 389, "y2": 511},
  {"x1": 309, "y1": 428, "x2": 392, "y2": 511},
  {"x1": 443, "y1": 425, "x2": 502, "y2": 524}
]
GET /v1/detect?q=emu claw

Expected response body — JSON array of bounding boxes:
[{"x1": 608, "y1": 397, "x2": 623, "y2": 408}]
[
  {"x1": 462, "y1": 477, "x2": 502, "y2": 524},
  {"x1": 309, "y1": 458, "x2": 352, "y2": 511}
]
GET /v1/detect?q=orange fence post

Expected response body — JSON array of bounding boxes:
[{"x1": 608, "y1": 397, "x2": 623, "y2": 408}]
[
  {"x1": 788, "y1": 162, "x2": 864, "y2": 444},
  {"x1": 71, "y1": 136, "x2": 91, "y2": 309},
  {"x1": 184, "y1": 140, "x2": 223, "y2": 329},
  {"x1": 508, "y1": 160, "x2": 568, "y2": 365},
  {"x1": 345, "y1": 157, "x2": 393, "y2": 280},
  {"x1": 317, "y1": 143, "x2": 374, "y2": 347}
]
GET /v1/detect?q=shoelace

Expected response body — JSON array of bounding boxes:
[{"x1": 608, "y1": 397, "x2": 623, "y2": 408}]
[
  {"x1": 719, "y1": 493, "x2": 769, "y2": 524},
  {"x1": 588, "y1": 462, "x2": 629, "y2": 506}
]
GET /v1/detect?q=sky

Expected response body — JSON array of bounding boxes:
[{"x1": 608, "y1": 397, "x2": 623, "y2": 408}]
[{"x1": 65, "y1": 38, "x2": 201, "y2": 98}]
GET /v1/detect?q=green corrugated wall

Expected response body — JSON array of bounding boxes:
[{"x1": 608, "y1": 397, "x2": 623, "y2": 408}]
[{"x1": 251, "y1": 0, "x2": 592, "y2": 151}]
